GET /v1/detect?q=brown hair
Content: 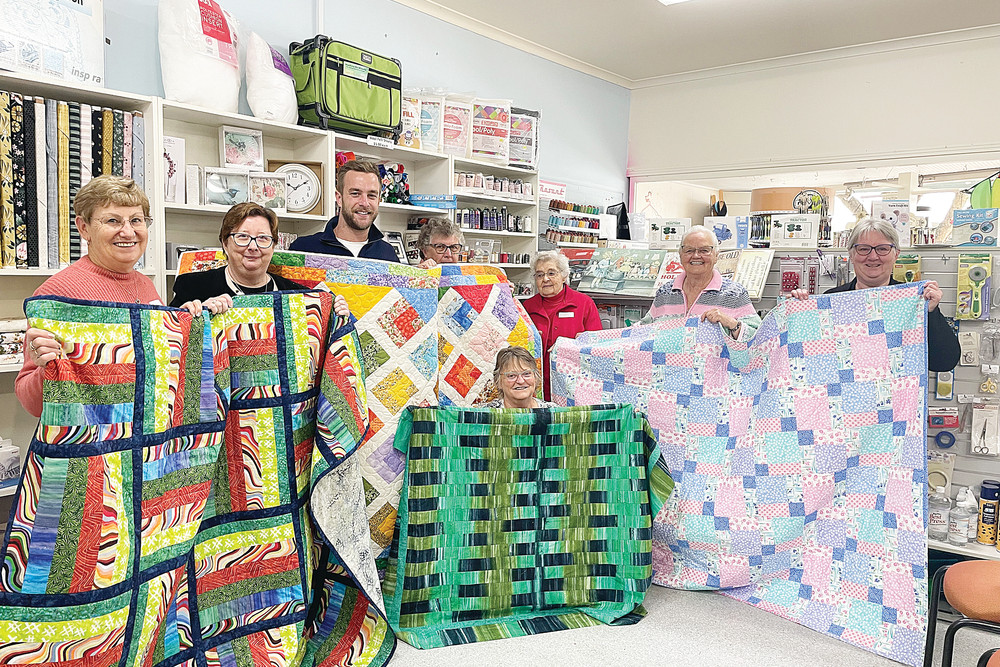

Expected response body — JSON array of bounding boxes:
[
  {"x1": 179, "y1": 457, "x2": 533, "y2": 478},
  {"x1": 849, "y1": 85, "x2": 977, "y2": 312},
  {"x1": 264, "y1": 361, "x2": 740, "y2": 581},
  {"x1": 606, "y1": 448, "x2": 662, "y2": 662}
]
[
  {"x1": 73, "y1": 174, "x2": 150, "y2": 221},
  {"x1": 492, "y1": 346, "x2": 541, "y2": 386},
  {"x1": 219, "y1": 202, "x2": 279, "y2": 246},
  {"x1": 336, "y1": 159, "x2": 381, "y2": 193}
]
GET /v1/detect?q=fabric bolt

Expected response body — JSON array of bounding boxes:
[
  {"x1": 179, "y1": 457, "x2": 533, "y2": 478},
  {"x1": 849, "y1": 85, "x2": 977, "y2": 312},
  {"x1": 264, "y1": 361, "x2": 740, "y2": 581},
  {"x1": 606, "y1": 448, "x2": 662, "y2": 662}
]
[
  {"x1": 10, "y1": 93, "x2": 26, "y2": 267},
  {"x1": 25, "y1": 96, "x2": 39, "y2": 268},
  {"x1": 386, "y1": 404, "x2": 674, "y2": 649},
  {"x1": 0, "y1": 90, "x2": 13, "y2": 268},
  {"x1": 45, "y1": 99, "x2": 58, "y2": 269},
  {"x1": 550, "y1": 282, "x2": 930, "y2": 666},
  {"x1": 111, "y1": 108, "x2": 124, "y2": 176},
  {"x1": 131, "y1": 111, "x2": 145, "y2": 188},
  {"x1": 0, "y1": 292, "x2": 391, "y2": 666},
  {"x1": 79, "y1": 103, "x2": 92, "y2": 188},
  {"x1": 122, "y1": 110, "x2": 132, "y2": 178},
  {"x1": 101, "y1": 107, "x2": 112, "y2": 176},
  {"x1": 178, "y1": 251, "x2": 543, "y2": 564},
  {"x1": 57, "y1": 101, "x2": 69, "y2": 267},
  {"x1": 68, "y1": 102, "x2": 81, "y2": 262},
  {"x1": 91, "y1": 105, "x2": 103, "y2": 177}
]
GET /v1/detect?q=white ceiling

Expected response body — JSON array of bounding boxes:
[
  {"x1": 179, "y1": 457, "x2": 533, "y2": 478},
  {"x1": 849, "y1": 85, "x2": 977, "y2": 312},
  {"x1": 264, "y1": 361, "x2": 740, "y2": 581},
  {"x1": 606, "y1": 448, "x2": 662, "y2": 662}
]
[{"x1": 393, "y1": 0, "x2": 1000, "y2": 87}]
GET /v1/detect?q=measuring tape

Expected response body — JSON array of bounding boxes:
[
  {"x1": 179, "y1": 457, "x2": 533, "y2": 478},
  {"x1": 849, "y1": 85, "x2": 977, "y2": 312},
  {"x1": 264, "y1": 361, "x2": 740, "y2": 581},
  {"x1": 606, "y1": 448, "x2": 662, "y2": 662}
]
[{"x1": 935, "y1": 431, "x2": 956, "y2": 449}]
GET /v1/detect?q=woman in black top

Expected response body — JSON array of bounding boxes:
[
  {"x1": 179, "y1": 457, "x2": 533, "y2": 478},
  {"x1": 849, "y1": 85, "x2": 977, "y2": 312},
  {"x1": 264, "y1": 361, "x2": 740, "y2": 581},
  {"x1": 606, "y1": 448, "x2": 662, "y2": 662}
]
[
  {"x1": 171, "y1": 202, "x2": 348, "y2": 316},
  {"x1": 791, "y1": 217, "x2": 959, "y2": 372}
]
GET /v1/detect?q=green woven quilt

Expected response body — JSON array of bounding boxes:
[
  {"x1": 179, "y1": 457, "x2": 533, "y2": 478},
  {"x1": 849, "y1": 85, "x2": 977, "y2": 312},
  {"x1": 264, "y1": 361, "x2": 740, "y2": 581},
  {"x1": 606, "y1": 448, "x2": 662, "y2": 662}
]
[{"x1": 385, "y1": 404, "x2": 674, "y2": 648}]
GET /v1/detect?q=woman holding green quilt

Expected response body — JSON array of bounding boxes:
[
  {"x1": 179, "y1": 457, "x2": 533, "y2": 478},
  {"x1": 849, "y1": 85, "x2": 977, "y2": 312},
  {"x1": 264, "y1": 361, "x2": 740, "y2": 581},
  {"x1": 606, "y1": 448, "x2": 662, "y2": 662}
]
[{"x1": 483, "y1": 346, "x2": 557, "y2": 409}]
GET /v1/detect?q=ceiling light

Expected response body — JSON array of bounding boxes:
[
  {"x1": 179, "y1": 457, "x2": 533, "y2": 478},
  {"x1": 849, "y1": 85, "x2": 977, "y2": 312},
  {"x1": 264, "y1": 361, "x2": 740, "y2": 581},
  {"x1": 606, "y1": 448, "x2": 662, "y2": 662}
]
[{"x1": 658, "y1": 0, "x2": 696, "y2": 5}]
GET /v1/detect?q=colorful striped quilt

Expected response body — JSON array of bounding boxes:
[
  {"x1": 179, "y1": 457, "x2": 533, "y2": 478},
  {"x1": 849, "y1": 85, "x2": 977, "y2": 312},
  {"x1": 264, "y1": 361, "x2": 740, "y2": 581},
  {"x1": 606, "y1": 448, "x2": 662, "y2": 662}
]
[
  {"x1": 0, "y1": 292, "x2": 389, "y2": 666},
  {"x1": 179, "y1": 251, "x2": 543, "y2": 565},
  {"x1": 550, "y1": 282, "x2": 929, "y2": 666},
  {"x1": 386, "y1": 404, "x2": 674, "y2": 648}
]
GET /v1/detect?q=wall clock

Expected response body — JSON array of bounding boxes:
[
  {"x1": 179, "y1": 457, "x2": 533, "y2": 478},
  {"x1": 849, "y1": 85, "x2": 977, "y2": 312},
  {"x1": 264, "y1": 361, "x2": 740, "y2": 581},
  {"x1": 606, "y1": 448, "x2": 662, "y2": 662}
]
[{"x1": 268, "y1": 161, "x2": 323, "y2": 215}]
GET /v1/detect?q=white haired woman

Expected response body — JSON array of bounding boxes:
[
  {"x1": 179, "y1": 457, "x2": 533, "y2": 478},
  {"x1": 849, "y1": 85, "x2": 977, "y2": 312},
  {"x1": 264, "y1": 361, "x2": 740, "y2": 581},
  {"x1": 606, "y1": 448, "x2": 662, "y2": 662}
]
[
  {"x1": 791, "y1": 217, "x2": 959, "y2": 371},
  {"x1": 523, "y1": 250, "x2": 602, "y2": 400},
  {"x1": 482, "y1": 346, "x2": 557, "y2": 408},
  {"x1": 644, "y1": 226, "x2": 761, "y2": 339},
  {"x1": 416, "y1": 217, "x2": 464, "y2": 268}
]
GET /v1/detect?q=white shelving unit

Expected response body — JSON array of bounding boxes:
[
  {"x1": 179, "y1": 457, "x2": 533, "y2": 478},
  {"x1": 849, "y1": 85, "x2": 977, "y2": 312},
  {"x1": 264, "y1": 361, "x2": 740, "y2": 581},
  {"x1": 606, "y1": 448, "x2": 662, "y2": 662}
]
[{"x1": 928, "y1": 537, "x2": 1000, "y2": 561}]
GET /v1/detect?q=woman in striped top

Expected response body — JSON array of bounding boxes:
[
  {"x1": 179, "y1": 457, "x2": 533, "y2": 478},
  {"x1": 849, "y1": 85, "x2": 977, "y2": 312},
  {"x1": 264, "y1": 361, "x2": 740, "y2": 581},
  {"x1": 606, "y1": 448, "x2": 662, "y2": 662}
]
[{"x1": 644, "y1": 226, "x2": 761, "y2": 341}]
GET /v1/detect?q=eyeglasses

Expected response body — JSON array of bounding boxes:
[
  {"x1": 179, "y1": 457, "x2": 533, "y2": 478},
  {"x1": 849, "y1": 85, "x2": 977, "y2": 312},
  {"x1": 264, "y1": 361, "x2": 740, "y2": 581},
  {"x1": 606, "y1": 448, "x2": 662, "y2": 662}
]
[
  {"x1": 503, "y1": 371, "x2": 535, "y2": 382},
  {"x1": 228, "y1": 232, "x2": 275, "y2": 248},
  {"x1": 429, "y1": 243, "x2": 462, "y2": 254},
  {"x1": 93, "y1": 215, "x2": 152, "y2": 230},
  {"x1": 851, "y1": 243, "x2": 896, "y2": 256},
  {"x1": 680, "y1": 246, "x2": 714, "y2": 256},
  {"x1": 534, "y1": 271, "x2": 560, "y2": 281}
]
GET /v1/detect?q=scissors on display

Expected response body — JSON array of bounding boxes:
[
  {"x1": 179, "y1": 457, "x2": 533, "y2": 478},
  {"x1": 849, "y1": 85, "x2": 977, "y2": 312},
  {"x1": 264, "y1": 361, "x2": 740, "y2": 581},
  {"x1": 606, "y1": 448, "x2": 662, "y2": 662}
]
[
  {"x1": 980, "y1": 375, "x2": 998, "y2": 394},
  {"x1": 973, "y1": 421, "x2": 992, "y2": 454}
]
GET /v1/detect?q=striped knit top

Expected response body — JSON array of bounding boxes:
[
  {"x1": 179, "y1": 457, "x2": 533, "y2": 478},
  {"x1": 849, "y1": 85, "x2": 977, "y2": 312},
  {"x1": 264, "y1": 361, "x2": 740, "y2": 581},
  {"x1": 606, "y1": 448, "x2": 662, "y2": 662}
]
[{"x1": 644, "y1": 269, "x2": 761, "y2": 341}]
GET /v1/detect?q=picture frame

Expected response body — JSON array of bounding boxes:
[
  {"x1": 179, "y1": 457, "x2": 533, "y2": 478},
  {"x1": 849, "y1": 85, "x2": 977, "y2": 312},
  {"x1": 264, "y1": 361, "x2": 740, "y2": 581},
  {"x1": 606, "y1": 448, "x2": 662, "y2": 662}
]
[
  {"x1": 384, "y1": 231, "x2": 408, "y2": 264},
  {"x1": 266, "y1": 159, "x2": 324, "y2": 216},
  {"x1": 219, "y1": 125, "x2": 264, "y2": 170},
  {"x1": 248, "y1": 172, "x2": 288, "y2": 214},
  {"x1": 203, "y1": 167, "x2": 250, "y2": 208}
]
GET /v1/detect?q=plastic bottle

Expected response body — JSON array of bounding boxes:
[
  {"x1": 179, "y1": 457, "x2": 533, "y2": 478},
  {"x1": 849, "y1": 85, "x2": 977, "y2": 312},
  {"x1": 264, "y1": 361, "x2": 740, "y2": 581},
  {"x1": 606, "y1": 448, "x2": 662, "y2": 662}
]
[
  {"x1": 949, "y1": 487, "x2": 976, "y2": 545},
  {"x1": 928, "y1": 485, "x2": 951, "y2": 542}
]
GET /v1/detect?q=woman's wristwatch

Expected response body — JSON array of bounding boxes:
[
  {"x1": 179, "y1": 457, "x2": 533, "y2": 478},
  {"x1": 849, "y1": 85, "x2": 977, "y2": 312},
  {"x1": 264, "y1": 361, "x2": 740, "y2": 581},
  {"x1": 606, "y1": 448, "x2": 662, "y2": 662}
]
[{"x1": 728, "y1": 321, "x2": 741, "y2": 338}]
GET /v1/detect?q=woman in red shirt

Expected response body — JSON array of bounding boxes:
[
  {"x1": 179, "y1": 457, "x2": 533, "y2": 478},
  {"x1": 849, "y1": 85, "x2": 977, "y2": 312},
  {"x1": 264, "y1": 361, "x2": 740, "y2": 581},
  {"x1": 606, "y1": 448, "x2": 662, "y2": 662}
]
[{"x1": 523, "y1": 250, "x2": 602, "y2": 400}]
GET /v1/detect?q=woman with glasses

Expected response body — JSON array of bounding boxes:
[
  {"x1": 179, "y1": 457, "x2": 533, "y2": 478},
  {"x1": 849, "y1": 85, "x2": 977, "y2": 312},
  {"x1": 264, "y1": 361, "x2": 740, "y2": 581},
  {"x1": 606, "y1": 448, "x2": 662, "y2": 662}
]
[
  {"x1": 644, "y1": 226, "x2": 761, "y2": 340},
  {"x1": 169, "y1": 203, "x2": 348, "y2": 318},
  {"x1": 790, "y1": 217, "x2": 959, "y2": 371},
  {"x1": 524, "y1": 250, "x2": 602, "y2": 400},
  {"x1": 17, "y1": 175, "x2": 204, "y2": 417},
  {"x1": 482, "y1": 346, "x2": 556, "y2": 408},
  {"x1": 415, "y1": 217, "x2": 463, "y2": 268}
]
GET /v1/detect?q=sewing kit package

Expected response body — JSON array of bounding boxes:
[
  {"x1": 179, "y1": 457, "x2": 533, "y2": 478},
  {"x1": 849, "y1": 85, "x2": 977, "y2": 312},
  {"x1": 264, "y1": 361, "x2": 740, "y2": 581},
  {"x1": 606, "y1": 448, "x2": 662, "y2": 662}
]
[
  {"x1": 872, "y1": 200, "x2": 911, "y2": 248},
  {"x1": 471, "y1": 98, "x2": 512, "y2": 165},
  {"x1": 417, "y1": 92, "x2": 445, "y2": 152},
  {"x1": 706, "y1": 216, "x2": 750, "y2": 249},
  {"x1": 952, "y1": 208, "x2": 999, "y2": 247},
  {"x1": 398, "y1": 91, "x2": 421, "y2": 148},
  {"x1": 957, "y1": 253, "x2": 992, "y2": 320},
  {"x1": 893, "y1": 254, "x2": 922, "y2": 283},
  {"x1": 508, "y1": 107, "x2": 540, "y2": 170},
  {"x1": 443, "y1": 98, "x2": 473, "y2": 158},
  {"x1": 770, "y1": 213, "x2": 820, "y2": 248}
]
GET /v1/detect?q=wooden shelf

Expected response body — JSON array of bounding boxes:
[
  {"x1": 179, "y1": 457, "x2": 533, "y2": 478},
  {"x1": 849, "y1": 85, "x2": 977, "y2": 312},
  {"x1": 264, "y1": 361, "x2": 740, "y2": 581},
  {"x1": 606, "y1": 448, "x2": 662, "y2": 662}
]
[
  {"x1": 161, "y1": 100, "x2": 327, "y2": 140},
  {"x1": 163, "y1": 203, "x2": 328, "y2": 224},
  {"x1": 0, "y1": 268, "x2": 59, "y2": 277},
  {"x1": 548, "y1": 207, "x2": 602, "y2": 220},
  {"x1": 928, "y1": 537, "x2": 1000, "y2": 561},
  {"x1": 455, "y1": 188, "x2": 536, "y2": 207},
  {"x1": 335, "y1": 134, "x2": 449, "y2": 164},
  {"x1": 379, "y1": 202, "x2": 452, "y2": 215},
  {"x1": 461, "y1": 228, "x2": 535, "y2": 238},
  {"x1": 556, "y1": 241, "x2": 599, "y2": 248},
  {"x1": 0, "y1": 362, "x2": 22, "y2": 374},
  {"x1": 454, "y1": 156, "x2": 537, "y2": 177},
  {"x1": 0, "y1": 486, "x2": 16, "y2": 499}
]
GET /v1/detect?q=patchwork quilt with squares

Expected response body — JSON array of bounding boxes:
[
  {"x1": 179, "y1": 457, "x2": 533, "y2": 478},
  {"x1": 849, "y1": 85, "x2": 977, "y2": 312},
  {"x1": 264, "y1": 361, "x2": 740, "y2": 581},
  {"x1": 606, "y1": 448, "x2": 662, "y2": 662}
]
[
  {"x1": 386, "y1": 404, "x2": 674, "y2": 648},
  {"x1": 550, "y1": 283, "x2": 929, "y2": 666},
  {"x1": 0, "y1": 293, "x2": 389, "y2": 666},
  {"x1": 178, "y1": 251, "x2": 542, "y2": 563}
]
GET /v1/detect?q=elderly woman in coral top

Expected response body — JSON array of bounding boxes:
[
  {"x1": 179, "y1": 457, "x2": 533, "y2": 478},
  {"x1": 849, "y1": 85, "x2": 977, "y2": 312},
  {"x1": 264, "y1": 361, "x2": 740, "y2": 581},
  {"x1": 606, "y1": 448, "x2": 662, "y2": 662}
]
[
  {"x1": 523, "y1": 250, "x2": 602, "y2": 400},
  {"x1": 644, "y1": 226, "x2": 761, "y2": 339}
]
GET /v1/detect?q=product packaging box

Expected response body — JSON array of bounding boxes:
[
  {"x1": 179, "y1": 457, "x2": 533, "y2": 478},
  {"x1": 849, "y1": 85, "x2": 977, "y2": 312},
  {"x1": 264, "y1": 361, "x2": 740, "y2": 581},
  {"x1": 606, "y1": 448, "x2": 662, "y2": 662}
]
[{"x1": 952, "y1": 209, "x2": 999, "y2": 247}]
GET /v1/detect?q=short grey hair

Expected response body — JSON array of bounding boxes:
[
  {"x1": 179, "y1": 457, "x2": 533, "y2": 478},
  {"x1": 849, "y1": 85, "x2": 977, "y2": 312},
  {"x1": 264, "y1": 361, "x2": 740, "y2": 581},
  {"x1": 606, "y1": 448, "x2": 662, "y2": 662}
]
[
  {"x1": 417, "y1": 217, "x2": 464, "y2": 255},
  {"x1": 846, "y1": 216, "x2": 900, "y2": 249},
  {"x1": 680, "y1": 225, "x2": 719, "y2": 249},
  {"x1": 532, "y1": 250, "x2": 569, "y2": 278}
]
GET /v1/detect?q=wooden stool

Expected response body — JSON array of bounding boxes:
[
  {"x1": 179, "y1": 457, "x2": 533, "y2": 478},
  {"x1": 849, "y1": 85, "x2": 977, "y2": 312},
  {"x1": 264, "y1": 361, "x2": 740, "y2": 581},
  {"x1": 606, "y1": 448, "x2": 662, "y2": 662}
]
[{"x1": 924, "y1": 561, "x2": 1000, "y2": 667}]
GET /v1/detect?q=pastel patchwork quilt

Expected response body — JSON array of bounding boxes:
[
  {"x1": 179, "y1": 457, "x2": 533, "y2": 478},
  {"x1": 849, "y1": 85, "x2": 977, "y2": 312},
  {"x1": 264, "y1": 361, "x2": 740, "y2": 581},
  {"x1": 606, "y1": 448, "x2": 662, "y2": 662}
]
[
  {"x1": 179, "y1": 251, "x2": 543, "y2": 562},
  {"x1": 386, "y1": 404, "x2": 674, "y2": 648},
  {"x1": 550, "y1": 283, "x2": 929, "y2": 666},
  {"x1": 0, "y1": 293, "x2": 390, "y2": 666}
]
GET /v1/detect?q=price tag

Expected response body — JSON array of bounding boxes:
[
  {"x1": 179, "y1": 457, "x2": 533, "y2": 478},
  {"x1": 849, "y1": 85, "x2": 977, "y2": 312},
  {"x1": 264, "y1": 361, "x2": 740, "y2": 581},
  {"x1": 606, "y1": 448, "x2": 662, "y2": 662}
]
[{"x1": 366, "y1": 135, "x2": 395, "y2": 150}]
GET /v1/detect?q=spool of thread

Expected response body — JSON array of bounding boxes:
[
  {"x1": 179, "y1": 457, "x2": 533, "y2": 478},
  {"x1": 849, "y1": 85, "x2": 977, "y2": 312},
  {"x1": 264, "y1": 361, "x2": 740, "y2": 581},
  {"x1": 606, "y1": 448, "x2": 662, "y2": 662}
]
[
  {"x1": 978, "y1": 482, "x2": 999, "y2": 546},
  {"x1": 935, "y1": 431, "x2": 956, "y2": 448}
]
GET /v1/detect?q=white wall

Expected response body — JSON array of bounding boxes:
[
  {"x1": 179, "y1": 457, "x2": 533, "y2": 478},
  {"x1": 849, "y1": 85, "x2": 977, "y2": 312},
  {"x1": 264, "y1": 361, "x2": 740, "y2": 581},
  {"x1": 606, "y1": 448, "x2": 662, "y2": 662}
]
[
  {"x1": 627, "y1": 29, "x2": 1000, "y2": 180},
  {"x1": 102, "y1": 0, "x2": 629, "y2": 196}
]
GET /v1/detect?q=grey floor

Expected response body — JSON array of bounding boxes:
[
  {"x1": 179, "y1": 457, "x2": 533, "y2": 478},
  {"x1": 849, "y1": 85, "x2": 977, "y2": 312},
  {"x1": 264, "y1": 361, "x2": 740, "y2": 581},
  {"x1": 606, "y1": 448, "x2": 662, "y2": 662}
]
[{"x1": 390, "y1": 585, "x2": 997, "y2": 667}]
